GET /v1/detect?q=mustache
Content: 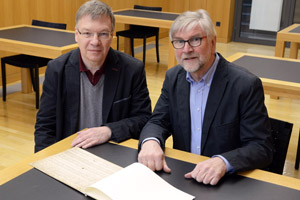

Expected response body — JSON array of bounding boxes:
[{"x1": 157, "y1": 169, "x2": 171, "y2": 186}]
[{"x1": 181, "y1": 54, "x2": 199, "y2": 60}]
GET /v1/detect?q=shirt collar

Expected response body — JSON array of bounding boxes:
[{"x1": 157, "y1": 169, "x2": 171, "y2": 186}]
[
  {"x1": 79, "y1": 52, "x2": 106, "y2": 86},
  {"x1": 186, "y1": 53, "x2": 220, "y2": 86}
]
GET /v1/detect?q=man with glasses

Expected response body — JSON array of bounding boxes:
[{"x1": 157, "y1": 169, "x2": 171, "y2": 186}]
[
  {"x1": 34, "y1": 0, "x2": 151, "y2": 152},
  {"x1": 138, "y1": 9, "x2": 273, "y2": 185}
]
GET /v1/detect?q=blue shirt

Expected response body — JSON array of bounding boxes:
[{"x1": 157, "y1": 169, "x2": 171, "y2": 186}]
[
  {"x1": 186, "y1": 54, "x2": 234, "y2": 173},
  {"x1": 186, "y1": 54, "x2": 218, "y2": 155}
]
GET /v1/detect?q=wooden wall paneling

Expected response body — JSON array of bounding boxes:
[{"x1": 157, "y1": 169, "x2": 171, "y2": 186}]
[
  {"x1": 189, "y1": 0, "x2": 207, "y2": 11},
  {"x1": 167, "y1": 0, "x2": 189, "y2": 13},
  {"x1": 206, "y1": 0, "x2": 235, "y2": 43}
]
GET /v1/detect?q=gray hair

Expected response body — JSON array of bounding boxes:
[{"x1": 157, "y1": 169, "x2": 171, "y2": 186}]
[
  {"x1": 75, "y1": 0, "x2": 115, "y2": 31},
  {"x1": 169, "y1": 9, "x2": 216, "y2": 41}
]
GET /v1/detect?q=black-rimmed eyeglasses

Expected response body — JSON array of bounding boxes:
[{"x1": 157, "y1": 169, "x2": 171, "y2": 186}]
[
  {"x1": 77, "y1": 29, "x2": 112, "y2": 40},
  {"x1": 171, "y1": 36, "x2": 207, "y2": 49}
]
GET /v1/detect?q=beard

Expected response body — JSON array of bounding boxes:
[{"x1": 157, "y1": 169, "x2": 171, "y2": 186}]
[{"x1": 178, "y1": 53, "x2": 209, "y2": 73}]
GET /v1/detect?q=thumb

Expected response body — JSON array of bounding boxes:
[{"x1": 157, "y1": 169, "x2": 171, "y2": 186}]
[{"x1": 163, "y1": 159, "x2": 171, "y2": 173}]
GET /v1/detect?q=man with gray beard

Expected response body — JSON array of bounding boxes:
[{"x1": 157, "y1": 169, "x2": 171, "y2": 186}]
[{"x1": 138, "y1": 9, "x2": 273, "y2": 185}]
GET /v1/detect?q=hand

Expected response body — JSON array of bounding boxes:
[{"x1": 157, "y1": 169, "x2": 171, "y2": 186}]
[
  {"x1": 184, "y1": 157, "x2": 226, "y2": 185},
  {"x1": 71, "y1": 126, "x2": 112, "y2": 149},
  {"x1": 138, "y1": 140, "x2": 171, "y2": 173}
]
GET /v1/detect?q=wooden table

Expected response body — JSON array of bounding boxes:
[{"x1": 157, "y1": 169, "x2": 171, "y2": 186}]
[
  {"x1": 1, "y1": 134, "x2": 300, "y2": 194},
  {"x1": 227, "y1": 52, "x2": 300, "y2": 100},
  {"x1": 114, "y1": 9, "x2": 179, "y2": 69},
  {"x1": 275, "y1": 23, "x2": 300, "y2": 59},
  {"x1": 0, "y1": 25, "x2": 77, "y2": 93}
]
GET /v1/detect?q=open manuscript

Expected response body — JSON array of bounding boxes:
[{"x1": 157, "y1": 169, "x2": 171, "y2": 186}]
[{"x1": 31, "y1": 147, "x2": 195, "y2": 200}]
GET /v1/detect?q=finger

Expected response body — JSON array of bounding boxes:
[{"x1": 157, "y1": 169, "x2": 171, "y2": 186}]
[
  {"x1": 210, "y1": 176, "x2": 221, "y2": 186},
  {"x1": 202, "y1": 173, "x2": 212, "y2": 185},
  {"x1": 154, "y1": 158, "x2": 163, "y2": 171},
  {"x1": 195, "y1": 171, "x2": 206, "y2": 183},
  {"x1": 71, "y1": 137, "x2": 81, "y2": 147},
  {"x1": 184, "y1": 172, "x2": 192, "y2": 179},
  {"x1": 147, "y1": 160, "x2": 156, "y2": 171},
  {"x1": 163, "y1": 159, "x2": 171, "y2": 173}
]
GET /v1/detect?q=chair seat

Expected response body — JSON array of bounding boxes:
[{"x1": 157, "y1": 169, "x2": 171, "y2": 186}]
[
  {"x1": 116, "y1": 29, "x2": 158, "y2": 39},
  {"x1": 2, "y1": 54, "x2": 50, "y2": 68}
]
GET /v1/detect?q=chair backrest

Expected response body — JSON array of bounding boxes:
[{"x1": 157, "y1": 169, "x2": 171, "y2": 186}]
[
  {"x1": 32, "y1": 19, "x2": 67, "y2": 30},
  {"x1": 264, "y1": 117, "x2": 293, "y2": 174},
  {"x1": 130, "y1": 5, "x2": 162, "y2": 33}
]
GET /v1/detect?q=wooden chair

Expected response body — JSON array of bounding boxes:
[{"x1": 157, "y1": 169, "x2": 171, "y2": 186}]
[
  {"x1": 1, "y1": 20, "x2": 66, "y2": 109},
  {"x1": 264, "y1": 117, "x2": 293, "y2": 174},
  {"x1": 116, "y1": 5, "x2": 161, "y2": 64}
]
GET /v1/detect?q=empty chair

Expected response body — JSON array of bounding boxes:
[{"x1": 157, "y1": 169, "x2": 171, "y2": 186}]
[
  {"x1": 1, "y1": 20, "x2": 66, "y2": 109},
  {"x1": 116, "y1": 5, "x2": 161, "y2": 64},
  {"x1": 264, "y1": 117, "x2": 293, "y2": 174}
]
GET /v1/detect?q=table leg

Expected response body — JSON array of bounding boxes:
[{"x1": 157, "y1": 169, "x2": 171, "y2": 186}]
[
  {"x1": 275, "y1": 40, "x2": 285, "y2": 57},
  {"x1": 290, "y1": 42, "x2": 299, "y2": 59},
  {"x1": 168, "y1": 41, "x2": 177, "y2": 69},
  {"x1": 122, "y1": 24, "x2": 132, "y2": 55},
  {"x1": 21, "y1": 68, "x2": 32, "y2": 93}
]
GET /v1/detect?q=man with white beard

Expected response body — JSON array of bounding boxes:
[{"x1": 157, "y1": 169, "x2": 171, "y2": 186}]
[{"x1": 138, "y1": 9, "x2": 273, "y2": 186}]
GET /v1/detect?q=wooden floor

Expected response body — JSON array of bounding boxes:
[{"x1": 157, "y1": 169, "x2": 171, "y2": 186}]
[{"x1": 1, "y1": 37, "x2": 300, "y2": 179}]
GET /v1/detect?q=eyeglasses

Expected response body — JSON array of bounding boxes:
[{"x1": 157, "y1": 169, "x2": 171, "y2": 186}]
[
  {"x1": 77, "y1": 29, "x2": 112, "y2": 40},
  {"x1": 171, "y1": 36, "x2": 207, "y2": 49}
]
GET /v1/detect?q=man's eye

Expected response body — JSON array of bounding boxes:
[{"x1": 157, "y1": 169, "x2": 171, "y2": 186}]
[
  {"x1": 176, "y1": 40, "x2": 185, "y2": 44},
  {"x1": 83, "y1": 32, "x2": 92, "y2": 37},
  {"x1": 190, "y1": 37, "x2": 200, "y2": 42},
  {"x1": 100, "y1": 32, "x2": 109, "y2": 37}
]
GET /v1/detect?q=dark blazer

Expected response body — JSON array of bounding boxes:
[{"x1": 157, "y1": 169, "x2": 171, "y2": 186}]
[
  {"x1": 35, "y1": 48, "x2": 151, "y2": 152},
  {"x1": 139, "y1": 54, "x2": 273, "y2": 172}
]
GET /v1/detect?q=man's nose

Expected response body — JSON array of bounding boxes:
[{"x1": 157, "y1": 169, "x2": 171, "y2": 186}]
[{"x1": 182, "y1": 41, "x2": 193, "y2": 52}]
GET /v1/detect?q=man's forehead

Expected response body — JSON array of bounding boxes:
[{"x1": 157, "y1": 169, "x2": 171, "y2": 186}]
[{"x1": 174, "y1": 24, "x2": 204, "y2": 38}]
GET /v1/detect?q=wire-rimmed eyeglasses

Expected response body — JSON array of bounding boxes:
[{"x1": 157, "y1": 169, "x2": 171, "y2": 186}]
[
  {"x1": 171, "y1": 36, "x2": 207, "y2": 49},
  {"x1": 77, "y1": 29, "x2": 113, "y2": 40}
]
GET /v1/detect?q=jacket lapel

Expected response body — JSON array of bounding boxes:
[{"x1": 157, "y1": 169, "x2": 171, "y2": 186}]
[
  {"x1": 102, "y1": 48, "x2": 120, "y2": 123},
  {"x1": 177, "y1": 69, "x2": 191, "y2": 151},
  {"x1": 65, "y1": 49, "x2": 81, "y2": 133},
  {"x1": 201, "y1": 56, "x2": 228, "y2": 152}
]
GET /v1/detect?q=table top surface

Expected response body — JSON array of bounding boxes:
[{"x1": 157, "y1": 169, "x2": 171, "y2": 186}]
[
  {"x1": 1, "y1": 134, "x2": 300, "y2": 194},
  {"x1": 290, "y1": 25, "x2": 300, "y2": 34},
  {"x1": 1, "y1": 142, "x2": 300, "y2": 200},
  {"x1": 0, "y1": 25, "x2": 76, "y2": 47},
  {"x1": 114, "y1": 9, "x2": 179, "y2": 21},
  {"x1": 231, "y1": 54, "x2": 300, "y2": 84}
]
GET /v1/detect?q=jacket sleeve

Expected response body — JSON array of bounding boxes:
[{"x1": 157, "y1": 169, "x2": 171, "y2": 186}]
[
  {"x1": 34, "y1": 61, "x2": 59, "y2": 152},
  {"x1": 221, "y1": 76, "x2": 273, "y2": 172},
  {"x1": 138, "y1": 69, "x2": 174, "y2": 151}
]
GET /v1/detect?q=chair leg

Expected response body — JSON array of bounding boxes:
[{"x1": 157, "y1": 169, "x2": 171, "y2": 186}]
[
  {"x1": 1, "y1": 59, "x2": 7, "y2": 102},
  {"x1": 130, "y1": 38, "x2": 134, "y2": 57},
  {"x1": 295, "y1": 129, "x2": 300, "y2": 170},
  {"x1": 34, "y1": 67, "x2": 40, "y2": 109},
  {"x1": 156, "y1": 34, "x2": 160, "y2": 63},
  {"x1": 30, "y1": 68, "x2": 36, "y2": 92},
  {"x1": 117, "y1": 35, "x2": 119, "y2": 50},
  {"x1": 143, "y1": 38, "x2": 146, "y2": 64}
]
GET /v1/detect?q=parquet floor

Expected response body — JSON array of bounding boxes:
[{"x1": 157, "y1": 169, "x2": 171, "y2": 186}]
[{"x1": 0, "y1": 37, "x2": 299, "y2": 179}]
